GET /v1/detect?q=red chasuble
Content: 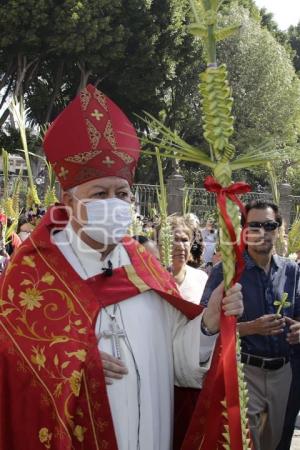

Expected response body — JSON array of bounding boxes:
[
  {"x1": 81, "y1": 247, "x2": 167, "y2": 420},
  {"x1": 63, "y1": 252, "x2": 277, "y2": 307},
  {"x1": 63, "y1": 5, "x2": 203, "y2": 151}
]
[{"x1": 0, "y1": 206, "x2": 203, "y2": 450}]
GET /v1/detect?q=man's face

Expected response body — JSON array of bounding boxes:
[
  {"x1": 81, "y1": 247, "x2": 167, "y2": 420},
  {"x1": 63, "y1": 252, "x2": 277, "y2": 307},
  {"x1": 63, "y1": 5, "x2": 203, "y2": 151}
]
[
  {"x1": 63, "y1": 176, "x2": 132, "y2": 226},
  {"x1": 245, "y1": 207, "x2": 279, "y2": 255}
]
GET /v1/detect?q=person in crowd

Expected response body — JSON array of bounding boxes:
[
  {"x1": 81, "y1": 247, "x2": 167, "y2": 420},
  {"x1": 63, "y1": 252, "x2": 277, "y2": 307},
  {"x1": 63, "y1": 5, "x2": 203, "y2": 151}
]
[
  {"x1": 0, "y1": 85, "x2": 243, "y2": 450},
  {"x1": 276, "y1": 342, "x2": 300, "y2": 450},
  {"x1": 212, "y1": 247, "x2": 222, "y2": 266},
  {"x1": 0, "y1": 215, "x2": 22, "y2": 256},
  {"x1": 0, "y1": 242, "x2": 10, "y2": 272},
  {"x1": 295, "y1": 249, "x2": 300, "y2": 266},
  {"x1": 142, "y1": 219, "x2": 154, "y2": 238},
  {"x1": 17, "y1": 215, "x2": 35, "y2": 242},
  {"x1": 184, "y1": 213, "x2": 204, "y2": 269},
  {"x1": 167, "y1": 215, "x2": 208, "y2": 304},
  {"x1": 202, "y1": 219, "x2": 218, "y2": 266},
  {"x1": 201, "y1": 200, "x2": 300, "y2": 450}
]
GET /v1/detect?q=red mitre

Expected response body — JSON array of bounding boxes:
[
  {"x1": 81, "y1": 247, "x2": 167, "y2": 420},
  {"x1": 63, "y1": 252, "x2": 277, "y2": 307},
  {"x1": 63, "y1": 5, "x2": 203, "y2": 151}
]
[{"x1": 43, "y1": 84, "x2": 140, "y2": 189}]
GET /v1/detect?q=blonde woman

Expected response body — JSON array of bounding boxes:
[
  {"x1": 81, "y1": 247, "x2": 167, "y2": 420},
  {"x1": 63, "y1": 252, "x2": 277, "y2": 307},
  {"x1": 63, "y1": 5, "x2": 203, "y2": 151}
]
[{"x1": 167, "y1": 215, "x2": 208, "y2": 304}]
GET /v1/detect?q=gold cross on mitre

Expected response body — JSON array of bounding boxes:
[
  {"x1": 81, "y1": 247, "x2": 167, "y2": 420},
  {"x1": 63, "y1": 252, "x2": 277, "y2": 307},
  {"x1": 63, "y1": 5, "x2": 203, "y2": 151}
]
[
  {"x1": 91, "y1": 109, "x2": 104, "y2": 121},
  {"x1": 58, "y1": 166, "x2": 69, "y2": 180},
  {"x1": 102, "y1": 156, "x2": 115, "y2": 167}
]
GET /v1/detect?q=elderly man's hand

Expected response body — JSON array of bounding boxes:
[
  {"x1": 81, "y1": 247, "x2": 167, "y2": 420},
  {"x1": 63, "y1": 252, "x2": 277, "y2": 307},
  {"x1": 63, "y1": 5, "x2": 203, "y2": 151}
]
[
  {"x1": 202, "y1": 282, "x2": 243, "y2": 334},
  {"x1": 100, "y1": 351, "x2": 128, "y2": 384}
]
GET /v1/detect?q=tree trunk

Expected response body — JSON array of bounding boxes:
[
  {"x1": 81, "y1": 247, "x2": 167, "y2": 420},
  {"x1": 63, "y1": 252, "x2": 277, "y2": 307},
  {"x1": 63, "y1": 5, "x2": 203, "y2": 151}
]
[
  {"x1": 44, "y1": 61, "x2": 65, "y2": 123},
  {"x1": 77, "y1": 62, "x2": 92, "y2": 92}
]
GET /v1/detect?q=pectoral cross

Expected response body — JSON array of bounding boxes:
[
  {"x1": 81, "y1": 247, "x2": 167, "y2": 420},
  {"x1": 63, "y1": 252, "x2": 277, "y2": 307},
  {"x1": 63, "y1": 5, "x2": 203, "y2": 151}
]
[{"x1": 101, "y1": 316, "x2": 125, "y2": 360}]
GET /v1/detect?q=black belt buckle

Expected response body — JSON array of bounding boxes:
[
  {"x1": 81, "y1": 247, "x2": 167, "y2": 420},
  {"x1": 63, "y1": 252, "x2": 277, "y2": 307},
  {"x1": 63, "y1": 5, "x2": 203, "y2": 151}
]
[{"x1": 241, "y1": 353, "x2": 288, "y2": 371}]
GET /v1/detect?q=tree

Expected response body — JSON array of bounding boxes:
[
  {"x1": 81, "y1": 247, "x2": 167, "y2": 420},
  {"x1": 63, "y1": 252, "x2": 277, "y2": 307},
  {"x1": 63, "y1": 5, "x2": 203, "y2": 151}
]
[
  {"x1": 287, "y1": 23, "x2": 300, "y2": 73},
  {"x1": 217, "y1": 4, "x2": 300, "y2": 151},
  {"x1": 259, "y1": 7, "x2": 289, "y2": 48},
  {"x1": 152, "y1": 2, "x2": 300, "y2": 190}
]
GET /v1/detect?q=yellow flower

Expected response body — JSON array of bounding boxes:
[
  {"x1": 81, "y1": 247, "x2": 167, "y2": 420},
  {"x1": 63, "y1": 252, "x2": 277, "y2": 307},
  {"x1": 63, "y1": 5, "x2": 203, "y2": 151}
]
[
  {"x1": 41, "y1": 272, "x2": 55, "y2": 286},
  {"x1": 53, "y1": 382, "x2": 63, "y2": 398},
  {"x1": 31, "y1": 346, "x2": 46, "y2": 371},
  {"x1": 22, "y1": 255, "x2": 36, "y2": 268},
  {"x1": 69, "y1": 370, "x2": 82, "y2": 397},
  {"x1": 73, "y1": 425, "x2": 87, "y2": 443},
  {"x1": 65, "y1": 349, "x2": 87, "y2": 362},
  {"x1": 19, "y1": 288, "x2": 43, "y2": 311},
  {"x1": 39, "y1": 427, "x2": 52, "y2": 449},
  {"x1": 78, "y1": 328, "x2": 87, "y2": 335}
]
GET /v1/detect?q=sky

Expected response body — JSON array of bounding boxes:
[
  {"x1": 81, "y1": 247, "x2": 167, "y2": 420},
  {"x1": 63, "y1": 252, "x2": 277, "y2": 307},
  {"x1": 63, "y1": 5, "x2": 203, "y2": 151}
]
[{"x1": 255, "y1": 0, "x2": 300, "y2": 30}]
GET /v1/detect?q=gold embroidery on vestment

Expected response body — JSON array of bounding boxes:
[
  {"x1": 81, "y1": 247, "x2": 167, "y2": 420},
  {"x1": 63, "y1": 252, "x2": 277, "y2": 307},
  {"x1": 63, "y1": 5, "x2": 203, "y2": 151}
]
[
  {"x1": 80, "y1": 88, "x2": 91, "y2": 111},
  {"x1": 102, "y1": 156, "x2": 115, "y2": 167},
  {"x1": 112, "y1": 150, "x2": 134, "y2": 165},
  {"x1": 91, "y1": 109, "x2": 104, "y2": 121},
  {"x1": 104, "y1": 120, "x2": 117, "y2": 149},
  {"x1": 65, "y1": 149, "x2": 102, "y2": 165},
  {"x1": 86, "y1": 119, "x2": 101, "y2": 150},
  {"x1": 124, "y1": 265, "x2": 149, "y2": 293},
  {"x1": 93, "y1": 90, "x2": 108, "y2": 111},
  {"x1": 58, "y1": 167, "x2": 69, "y2": 180}
]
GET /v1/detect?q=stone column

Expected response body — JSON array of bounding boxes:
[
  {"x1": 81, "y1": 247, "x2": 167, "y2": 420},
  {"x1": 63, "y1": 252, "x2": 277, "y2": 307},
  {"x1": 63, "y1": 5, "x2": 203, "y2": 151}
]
[
  {"x1": 279, "y1": 182, "x2": 293, "y2": 232},
  {"x1": 166, "y1": 172, "x2": 185, "y2": 215}
]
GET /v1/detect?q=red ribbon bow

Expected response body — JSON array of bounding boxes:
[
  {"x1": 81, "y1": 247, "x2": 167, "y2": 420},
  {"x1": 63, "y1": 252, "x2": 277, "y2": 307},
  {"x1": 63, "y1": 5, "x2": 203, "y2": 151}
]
[{"x1": 204, "y1": 176, "x2": 251, "y2": 284}]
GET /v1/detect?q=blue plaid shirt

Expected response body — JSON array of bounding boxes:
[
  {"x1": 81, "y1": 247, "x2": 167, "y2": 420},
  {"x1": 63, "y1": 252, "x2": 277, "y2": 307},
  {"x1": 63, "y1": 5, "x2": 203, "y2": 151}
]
[{"x1": 201, "y1": 253, "x2": 300, "y2": 359}]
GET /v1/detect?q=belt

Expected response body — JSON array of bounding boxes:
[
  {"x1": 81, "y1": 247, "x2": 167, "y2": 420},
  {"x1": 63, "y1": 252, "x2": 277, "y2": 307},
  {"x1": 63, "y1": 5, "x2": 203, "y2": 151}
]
[{"x1": 241, "y1": 352, "x2": 289, "y2": 371}]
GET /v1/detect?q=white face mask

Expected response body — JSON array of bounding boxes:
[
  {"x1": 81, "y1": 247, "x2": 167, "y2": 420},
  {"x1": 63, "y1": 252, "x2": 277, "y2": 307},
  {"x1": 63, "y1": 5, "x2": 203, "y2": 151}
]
[{"x1": 81, "y1": 197, "x2": 132, "y2": 244}]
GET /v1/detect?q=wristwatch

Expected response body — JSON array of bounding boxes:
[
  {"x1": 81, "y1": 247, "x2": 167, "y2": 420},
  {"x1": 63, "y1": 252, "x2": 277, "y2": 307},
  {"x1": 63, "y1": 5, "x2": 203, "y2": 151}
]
[{"x1": 201, "y1": 318, "x2": 218, "y2": 336}]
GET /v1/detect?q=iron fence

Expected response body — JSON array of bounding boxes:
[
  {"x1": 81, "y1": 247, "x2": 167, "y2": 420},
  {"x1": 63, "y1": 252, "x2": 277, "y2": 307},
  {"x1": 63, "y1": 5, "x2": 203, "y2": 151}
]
[
  {"x1": 132, "y1": 184, "x2": 275, "y2": 222},
  {"x1": 132, "y1": 184, "x2": 160, "y2": 218},
  {"x1": 184, "y1": 187, "x2": 273, "y2": 223},
  {"x1": 0, "y1": 174, "x2": 298, "y2": 227}
]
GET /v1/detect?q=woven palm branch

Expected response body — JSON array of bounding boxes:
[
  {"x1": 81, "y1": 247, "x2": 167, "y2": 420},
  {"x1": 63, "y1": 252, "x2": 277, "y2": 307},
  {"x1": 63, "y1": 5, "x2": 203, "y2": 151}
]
[
  {"x1": 10, "y1": 97, "x2": 40, "y2": 208},
  {"x1": 141, "y1": 0, "x2": 277, "y2": 447},
  {"x1": 155, "y1": 149, "x2": 173, "y2": 268}
]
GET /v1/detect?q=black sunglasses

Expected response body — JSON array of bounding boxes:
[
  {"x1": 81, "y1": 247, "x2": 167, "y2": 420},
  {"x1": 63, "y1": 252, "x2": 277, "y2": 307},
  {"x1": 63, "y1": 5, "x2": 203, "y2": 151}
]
[{"x1": 246, "y1": 221, "x2": 279, "y2": 231}]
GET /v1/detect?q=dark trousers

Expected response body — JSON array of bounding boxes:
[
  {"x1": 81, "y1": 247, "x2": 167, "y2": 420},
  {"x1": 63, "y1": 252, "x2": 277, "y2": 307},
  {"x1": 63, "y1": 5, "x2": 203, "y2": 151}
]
[{"x1": 277, "y1": 356, "x2": 300, "y2": 450}]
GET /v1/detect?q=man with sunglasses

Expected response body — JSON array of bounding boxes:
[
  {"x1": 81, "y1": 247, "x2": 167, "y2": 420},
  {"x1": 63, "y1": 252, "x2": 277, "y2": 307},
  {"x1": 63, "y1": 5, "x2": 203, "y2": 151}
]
[{"x1": 201, "y1": 200, "x2": 300, "y2": 450}]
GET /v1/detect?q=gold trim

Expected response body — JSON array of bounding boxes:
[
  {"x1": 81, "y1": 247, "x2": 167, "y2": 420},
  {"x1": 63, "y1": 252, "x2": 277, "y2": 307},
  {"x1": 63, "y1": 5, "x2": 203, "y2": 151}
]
[
  {"x1": 82, "y1": 371, "x2": 100, "y2": 450},
  {"x1": 0, "y1": 319, "x2": 71, "y2": 441},
  {"x1": 112, "y1": 150, "x2": 134, "y2": 165},
  {"x1": 30, "y1": 237, "x2": 93, "y2": 325},
  {"x1": 80, "y1": 88, "x2": 91, "y2": 111},
  {"x1": 86, "y1": 119, "x2": 101, "y2": 150},
  {"x1": 93, "y1": 90, "x2": 108, "y2": 111},
  {"x1": 134, "y1": 248, "x2": 167, "y2": 292},
  {"x1": 102, "y1": 156, "x2": 115, "y2": 167},
  {"x1": 104, "y1": 120, "x2": 117, "y2": 149},
  {"x1": 58, "y1": 167, "x2": 69, "y2": 180},
  {"x1": 91, "y1": 109, "x2": 104, "y2": 121},
  {"x1": 65, "y1": 149, "x2": 102, "y2": 165},
  {"x1": 124, "y1": 265, "x2": 149, "y2": 293}
]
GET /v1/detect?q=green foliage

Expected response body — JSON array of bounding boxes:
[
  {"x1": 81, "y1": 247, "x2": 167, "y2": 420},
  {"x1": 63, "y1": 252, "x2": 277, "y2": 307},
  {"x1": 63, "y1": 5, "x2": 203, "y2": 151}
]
[
  {"x1": 0, "y1": 0, "x2": 195, "y2": 125},
  {"x1": 1, "y1": 0, "x2": 300, "y2": 193},
  {"x1": 259, "y1": 8, "x2": 289, "y2": 48},
  {"x1": 217, "y1": 5, "x2": 300, "y2": 151},
  {"x1": 288, "y1": 207, "x2": 300, "y2": 253},
  {"x1": 287, "y1": 23, "x2": 300, "y2": 73}
]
